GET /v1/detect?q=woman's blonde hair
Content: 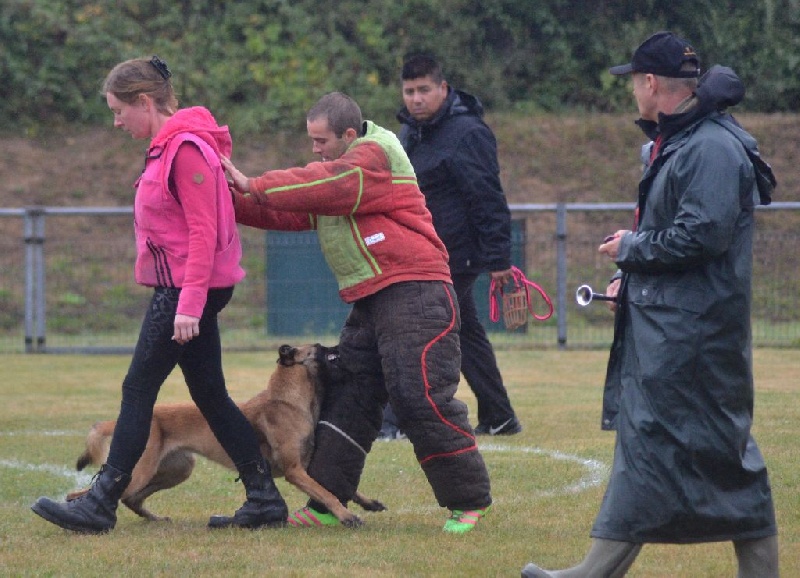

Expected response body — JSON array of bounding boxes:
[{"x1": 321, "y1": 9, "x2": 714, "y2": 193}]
[{"x1": 102, "y1": 57, "x2": 178, "y2": 114}]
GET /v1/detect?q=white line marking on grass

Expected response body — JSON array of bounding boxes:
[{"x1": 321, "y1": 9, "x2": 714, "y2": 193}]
[
  {"x1": 479, "y1": 443, "x2": 609, "y2": 496},
  {"x1": 388, "y1": 444, "x2": 609, "y2": 515},
  {"x1": 1, "y1": 431, "x2": 93, "y2": 497},
  {"x1": 0, "y1": 430, "x2": 84, "y2": 437},
  {"x1": 0, "y1": 459, "x2": 93, "y2": 488}
]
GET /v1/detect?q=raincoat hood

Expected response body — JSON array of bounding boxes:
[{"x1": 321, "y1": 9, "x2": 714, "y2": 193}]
[
  {"x1": 635, "y1": 65, "x2": 745, "y2": 141},
  {"x1": 635, "y1": 65, "x2": 775, "y2": 205}
]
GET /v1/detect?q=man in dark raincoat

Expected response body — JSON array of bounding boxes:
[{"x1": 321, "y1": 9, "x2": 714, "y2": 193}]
[{"x1": 523, "y1": 32, "x2": 779, "y2": 578}]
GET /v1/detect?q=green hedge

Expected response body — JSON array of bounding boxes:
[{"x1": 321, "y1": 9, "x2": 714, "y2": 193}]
[{"x1": 2, "y1": 0, "x2": 799, "y2": 134}]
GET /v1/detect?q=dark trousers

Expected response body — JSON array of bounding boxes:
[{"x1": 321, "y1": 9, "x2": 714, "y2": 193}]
[
  {"x1": 106, "y1": 287, "x2": 262, "y2": 475},
  {"x1": 451, "y1": 273, "x2": 516, "y2": 426},
  {"x1": 306, "y1": 281, "x2": 492, "y2": 511}
]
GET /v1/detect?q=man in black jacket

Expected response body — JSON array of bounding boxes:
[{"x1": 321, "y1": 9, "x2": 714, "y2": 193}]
[{"x1": 380, "y1": 53, "x2": 521, "y2": 438}]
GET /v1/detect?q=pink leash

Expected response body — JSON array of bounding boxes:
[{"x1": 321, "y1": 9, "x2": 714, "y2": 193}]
[{"x1": 489, "y1": 266, "x2": 553, "y2": 329}]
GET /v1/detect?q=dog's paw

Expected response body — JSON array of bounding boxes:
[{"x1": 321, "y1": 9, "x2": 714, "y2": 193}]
[
  {"x1": 367, "y1": 501, "x2": 388, "y2": 512},
  {"x1": 361, "y1": 499, "x2": 387, "y2": 512},
  {"x1": 341, "y1": 515, "x2": 364, "y2": 529}
]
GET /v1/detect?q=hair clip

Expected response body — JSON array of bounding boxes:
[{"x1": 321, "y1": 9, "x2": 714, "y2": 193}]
[{"x1": 149, "y1": 55, "x2": 172, "y2": 80}]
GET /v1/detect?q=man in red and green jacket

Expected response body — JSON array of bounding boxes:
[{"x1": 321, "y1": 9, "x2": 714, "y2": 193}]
[{"x1": 223, "y1": 92, "x2": 492, "y2": 533}]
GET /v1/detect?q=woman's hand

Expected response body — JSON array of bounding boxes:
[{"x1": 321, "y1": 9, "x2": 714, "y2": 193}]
[{"x1": 173, "y1": 313, "x2": 201, "y2": 345}]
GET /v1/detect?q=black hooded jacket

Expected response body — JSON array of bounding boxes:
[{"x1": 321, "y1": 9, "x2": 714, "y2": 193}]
[{"x1": 397, "y1": 88, "x2": 511, "y2": 274}]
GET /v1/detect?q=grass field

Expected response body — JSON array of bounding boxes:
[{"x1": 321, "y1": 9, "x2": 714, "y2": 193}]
[{"x1": 1, "y1": 348, "x2": 797, "y2": 577}]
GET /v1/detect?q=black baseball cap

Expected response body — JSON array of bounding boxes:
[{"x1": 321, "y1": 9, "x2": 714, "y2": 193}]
[{"x1": 610, "y1": 31, "x2": 700, "y2": 78}]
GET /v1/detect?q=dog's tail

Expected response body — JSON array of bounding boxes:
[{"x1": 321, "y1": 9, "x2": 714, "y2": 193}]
[{"x1": 75, "y1": 420, "x2": 116, "y2": 471}]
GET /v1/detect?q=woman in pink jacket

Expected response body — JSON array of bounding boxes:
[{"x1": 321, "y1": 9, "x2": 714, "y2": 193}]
[{"x1": 31, "y1": 56, "x2": 287, "y2": 533}]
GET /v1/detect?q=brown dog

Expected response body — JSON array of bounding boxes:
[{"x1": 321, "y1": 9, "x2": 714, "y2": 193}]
[{"x1": 67, "y1": 343, "x2": 385, "y2": 527}]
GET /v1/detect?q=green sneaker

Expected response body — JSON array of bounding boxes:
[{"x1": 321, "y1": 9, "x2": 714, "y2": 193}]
[
  {"x1": 442, "y1": 506, "x2": 491, "y2": 534},
  {"x1": 287, "y1": 506, "x2": 340, "y2": 527}
]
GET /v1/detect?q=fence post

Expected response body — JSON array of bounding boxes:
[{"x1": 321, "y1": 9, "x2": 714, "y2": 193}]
[
  {"x1": 556, "y1": 202, "x2": 567, "y2": 349},
  {"x1": 24, "y1": 207, "x2": 46, "y2": 353}
]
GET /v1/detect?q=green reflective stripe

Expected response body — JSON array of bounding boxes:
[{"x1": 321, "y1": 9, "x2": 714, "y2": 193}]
[
  {"x1": 348, "y1": 215, "x2": 381, "y2": 275},
  {"x1": 318, "y1": 215, "x2": 380, "y2": 290},
  {"x1": 351, "y1": 169, "x2": 364, "y2": 214},
  {"x1": 265, "y1": 167, "x2": 365, "y2": 215}
]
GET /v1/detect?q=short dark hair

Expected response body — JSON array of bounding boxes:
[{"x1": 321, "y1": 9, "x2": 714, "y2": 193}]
[
  {"x1": 401, "y1": 53, "x2": 444, "y2": 83},
  {"x1": 307, "y1": 92, "x2": 363, "y2": 137}
]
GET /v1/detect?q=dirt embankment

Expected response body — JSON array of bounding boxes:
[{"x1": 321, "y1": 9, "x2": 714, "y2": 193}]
[{"x1": 2, "y1": 113, "x2": 797, "y2": 208}]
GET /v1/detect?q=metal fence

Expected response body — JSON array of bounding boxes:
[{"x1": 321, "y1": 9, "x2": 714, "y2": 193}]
[{"x1": 1, "y1": 203, "x2": 799, "y2": 354}]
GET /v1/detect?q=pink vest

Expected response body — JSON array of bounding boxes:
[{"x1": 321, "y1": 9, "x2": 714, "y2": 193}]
[{"x1": 134, "y1": 132, "x2": 245, "y2": 317}]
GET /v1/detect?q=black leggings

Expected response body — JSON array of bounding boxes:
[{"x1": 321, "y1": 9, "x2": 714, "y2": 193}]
[{"x1": 106, "y1": 287, "x2": 262, "y2": 475}]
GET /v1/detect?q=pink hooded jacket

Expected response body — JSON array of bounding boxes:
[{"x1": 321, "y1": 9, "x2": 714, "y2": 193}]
[{"x1": 134, "y1": 106, "x2": 245, "y2": 317}]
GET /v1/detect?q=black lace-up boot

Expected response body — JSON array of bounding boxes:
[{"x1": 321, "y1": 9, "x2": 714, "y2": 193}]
[
  {"x1": 31, "y1": 463, "x2": 131, "y2": 534},
  {"x1": 208, "y1": 458, "x2": 288, "y2": 529}
]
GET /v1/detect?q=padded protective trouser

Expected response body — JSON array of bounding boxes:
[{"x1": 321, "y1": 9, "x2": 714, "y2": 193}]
[{"x1": 306, "y1": 281, "x2": 492, "y2": 511}]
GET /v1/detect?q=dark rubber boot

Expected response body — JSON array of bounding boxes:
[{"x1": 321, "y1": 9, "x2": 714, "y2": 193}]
[
  {"x1": 31, "y1": 463, "x2": 131, "y2": 534},
  {"x1": 521, "y1": 539, "x2": 642, "y2": 578},
  {"x1": 208, "y1": 459, "x2": 288, "y2": 529},
  {"x1": 734, "y1": 535, "x2": 779, "y2": 578}
]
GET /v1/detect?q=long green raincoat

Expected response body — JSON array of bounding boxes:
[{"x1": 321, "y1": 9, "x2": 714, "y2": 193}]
[{"x1": 592, "y1": 67, "x2": 778, "y2": 544}]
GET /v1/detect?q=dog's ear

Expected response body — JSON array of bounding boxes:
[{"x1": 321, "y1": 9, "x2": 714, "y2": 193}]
[{"x1": 278, "y1": 344, "x2": 296, "y2": 366}]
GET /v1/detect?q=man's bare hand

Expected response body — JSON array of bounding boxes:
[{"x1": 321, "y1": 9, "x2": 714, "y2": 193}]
[
  {"x1": 490, "y1": 268, "x2": 515, "y2": 287},
  {"x1": 598, "y1": 230, "x2": 630, "y2": 260},
  {"x1": 606, "y1": 278, "x2": 621, "y2": 313},
  {"x1": 220, "y1": 156, "x2": 250, "y2": 193}
]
